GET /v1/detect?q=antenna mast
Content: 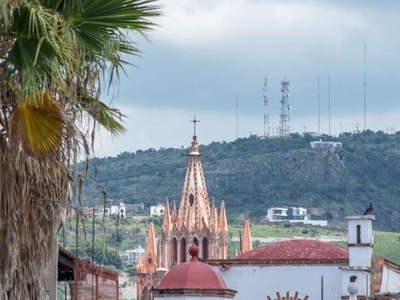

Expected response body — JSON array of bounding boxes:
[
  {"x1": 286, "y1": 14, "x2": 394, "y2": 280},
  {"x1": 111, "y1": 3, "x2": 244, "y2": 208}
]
[
  {"x1": 263, "y1": 76, "x2": 269, "y2": 137},
  {"x1": 280, "y1": 78, "x2": 291, "y2": 137},
  {"x1": 236, "y1": 95, "x2": 239, "y2": 139},
  {"x1": 363, "y1": 45, "x2": 367, "y2": 131},
  {"x1": 318, "y1": 75, "x2": 321, "y2": 135},
  {"x1": 328, "y1": 74, "x2": 331, "y2": 136}
]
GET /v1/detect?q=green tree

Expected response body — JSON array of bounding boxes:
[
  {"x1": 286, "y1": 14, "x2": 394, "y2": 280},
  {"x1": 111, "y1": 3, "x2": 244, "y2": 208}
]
[{"x1": 0, "y1": 0, "x2": 160, "y2": 298}]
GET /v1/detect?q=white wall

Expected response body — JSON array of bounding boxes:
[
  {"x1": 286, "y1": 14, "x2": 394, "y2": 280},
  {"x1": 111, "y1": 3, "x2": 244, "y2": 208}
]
[
  {"x1": 214, "y1": 265, "x2": 343, "y2": 300},
  {"x1": 341, "y1": 269, "x2": 370, "y2": 296},
  {"x1": 289, "y1": 220, "x2": 328, "y2": 226},
  {"x1": 150, "y1": 205, "x2": 165, "y2": 217},
  {"x1": 347, "y1": 217, "x2": 373, "y2": 245},
  {"x1": 349, "y1": 247, "x2": 373, "y2": 267},
  {"x1": 380, "y1": 265, "x2": 400, "y2": 293}
]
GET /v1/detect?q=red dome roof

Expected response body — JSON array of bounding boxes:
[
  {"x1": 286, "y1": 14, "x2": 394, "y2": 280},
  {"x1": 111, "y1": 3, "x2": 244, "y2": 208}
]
[
  {"x1": 235, "y1": 239, "x2": 349, "y2": 260},
  {"x1": 159, "y1": 246, "x2": 227, "y2": 289}
]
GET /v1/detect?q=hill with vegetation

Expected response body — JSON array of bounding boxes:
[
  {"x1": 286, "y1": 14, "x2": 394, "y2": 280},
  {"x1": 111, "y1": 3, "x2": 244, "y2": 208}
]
[{"x1": 83, "y1": 130, "x2": 400, "y2": 231}]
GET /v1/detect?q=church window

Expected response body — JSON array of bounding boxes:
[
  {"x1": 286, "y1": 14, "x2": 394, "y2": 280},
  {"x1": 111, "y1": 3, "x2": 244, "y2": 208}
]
[
  {"x1": 148, "y1": 258, "x2": 152, "y2": 265},
  {"x1": 193, "y1": 237, "x2": 199, "y2": 246},
  {"x1": 189, "y1": 194, "x2": 194, "y2": 207},
  {"x1": 356, "y1": 225, "x2": 361, "y2": 243},
  {"x1": 203, "y1": 237, "x2": 209, "y2": 259},
  {"x1": 141, "y1": 287, "x2": 150, "y2": 300},
  {"x1": 181, "y1": 237, "x2": 187, "y2": 263},
  {"x1": 172, "y1": 238, "x2": 178, "y2": 265}
]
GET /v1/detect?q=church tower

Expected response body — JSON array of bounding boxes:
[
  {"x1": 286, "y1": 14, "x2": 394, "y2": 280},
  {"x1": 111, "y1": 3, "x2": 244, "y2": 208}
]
[
  {"x1": 160, "y1": 116, "x2": 229, "y2": 268},
  {"x1": 137, "y1": 117, "x2": 229, "y2": 299}
]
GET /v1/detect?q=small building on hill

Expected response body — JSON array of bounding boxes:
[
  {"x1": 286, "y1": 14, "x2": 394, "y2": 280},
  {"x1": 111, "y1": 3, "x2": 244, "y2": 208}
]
[
  {"x1": 310, "y1": 139, "x2": 342, "y2": 150},
  {"x1": 266, "y1": 206, "x2": 328, "y2": 226},
  {"x1": 150, "y1": 203, "x2": 165, "y2": 217}
]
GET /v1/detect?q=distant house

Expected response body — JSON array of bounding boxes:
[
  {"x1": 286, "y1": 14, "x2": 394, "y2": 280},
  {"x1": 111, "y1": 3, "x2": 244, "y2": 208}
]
[
  {"x1": 126, "y1": 203, "x2": 144, "y2": 213},
  {"x1": 121, "y1": 245, "x2": 145, "y2": 264},
  {"x1": 110, "y1": 202, "x2": 126, "y2": 218},
  {"x1": 97, "y1": 206, "x2": 110, "y2": 217},
  {"x1": 81, "y1": 207, "x2": 98, "y2": 216},
  {"x1": 310, "y1": 139, "x2": 342, "y2": 150},
  {"x1": 150, "y1": 203, "x2": 165, "y2": 217},
  {"x1": 266, "y1": 207, "x2": 327, "y2": 226}
]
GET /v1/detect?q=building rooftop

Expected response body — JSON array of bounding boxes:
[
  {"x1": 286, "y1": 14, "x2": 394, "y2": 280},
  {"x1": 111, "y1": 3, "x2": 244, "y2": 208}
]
[
  {"x1": 158, "y1": 246, "x2": 227, "y2": 289},
  {"x1": 235, "y1": 239, "x2": 349, "y2": 261}
]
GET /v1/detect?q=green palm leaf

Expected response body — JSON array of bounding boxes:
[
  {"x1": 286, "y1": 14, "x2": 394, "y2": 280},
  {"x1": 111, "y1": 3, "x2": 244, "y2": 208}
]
[{"x1": 79, "y1": 94, "x2": 126, "y2": 135}]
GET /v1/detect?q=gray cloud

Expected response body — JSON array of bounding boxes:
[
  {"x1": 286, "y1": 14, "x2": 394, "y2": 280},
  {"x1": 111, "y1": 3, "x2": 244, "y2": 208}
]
[{"x1": 97, "y1": 0, "x2": 400, "y2": 155}]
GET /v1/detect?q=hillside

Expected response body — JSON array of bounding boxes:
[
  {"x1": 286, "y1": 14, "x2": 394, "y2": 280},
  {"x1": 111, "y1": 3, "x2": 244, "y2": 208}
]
[{"x1": 82, "y1": 130, "x2": 400, "y2": 231}]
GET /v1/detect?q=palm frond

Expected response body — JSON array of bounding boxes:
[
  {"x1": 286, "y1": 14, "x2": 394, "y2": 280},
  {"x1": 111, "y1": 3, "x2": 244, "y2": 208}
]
[
  {"x1": 79, "y1": 94, "x2": 126, "y2": 135},
  {"x1": 9, "y1": 92, "x2": 69, "y2": 156},
  {"x1": 7, "y1": 2, "x2": 72, "y2": 95}
]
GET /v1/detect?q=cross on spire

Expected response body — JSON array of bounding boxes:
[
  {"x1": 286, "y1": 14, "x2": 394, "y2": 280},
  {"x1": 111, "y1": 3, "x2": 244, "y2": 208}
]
[{"x1": 190, "y1": 115, "x2": 200, "y2": 137}]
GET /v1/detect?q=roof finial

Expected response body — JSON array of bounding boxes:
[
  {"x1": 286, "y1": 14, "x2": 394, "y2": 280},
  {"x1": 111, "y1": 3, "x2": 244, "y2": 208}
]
[
  {"x1": 189, "y1": 245, "x2": 199, "y2": 262},
  {"x1": 190, "y1": 115, "x2": 200, "y2": 138}
]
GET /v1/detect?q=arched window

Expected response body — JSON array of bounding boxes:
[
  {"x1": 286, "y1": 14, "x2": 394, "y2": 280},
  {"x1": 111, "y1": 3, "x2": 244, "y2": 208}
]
[
  {"x1": 141, "y1": 287, "x2": 149, "y2": 300},
  {"x1": 356, "y1": 225, "x2": 361, "y2": 244},
  {"x1": 172, "y1": 238, "x2": 178, "y2": 265},
  {"x1": 181, "y1": 237, "x2": 187, "y2": 263},
  {"x1": 189, "y1": 194, "x2": 194, "y2": 207},
  {"x1": 203, "y1": 237, "x2": 209, "y2": 259},
  {"x1": 193, "y1": 237, "x2": 199, "y2": 246}
]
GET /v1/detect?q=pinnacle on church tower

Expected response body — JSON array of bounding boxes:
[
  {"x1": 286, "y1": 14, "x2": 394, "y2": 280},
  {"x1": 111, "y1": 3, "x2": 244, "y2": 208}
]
[
  {"x1": 219, "y1": 200, "x2": 228, "y2": 233},
  {"x1": 241, "y1": 218, "x2": 252, "y2": 254},
  {"x1": 162, "y1": 198, "x2": 171, "y2": 233},
  {"x1": 209, "y1": 198, "x2": 218, "y2": 231},
  {"x1": 138, "y1": 221, "x2": 157, "y2": 273}
]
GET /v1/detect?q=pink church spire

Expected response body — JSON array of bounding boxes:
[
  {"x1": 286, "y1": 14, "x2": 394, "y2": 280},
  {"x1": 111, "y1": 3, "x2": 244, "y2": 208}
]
[{"x1": 179, "y1": 116, "x2": 210, "y2": 230}]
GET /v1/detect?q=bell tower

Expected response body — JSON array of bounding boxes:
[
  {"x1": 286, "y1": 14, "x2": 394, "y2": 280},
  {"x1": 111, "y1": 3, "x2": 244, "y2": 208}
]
[
  {"x1": 138, "y1": 117, "x2": 230, "y2": 297},
  {"x1": 340, "y1": 214, "x2": 375, "y2": 299},
  {"x1": 160, "y1": 116, "x2": 228, "y2": 268}
]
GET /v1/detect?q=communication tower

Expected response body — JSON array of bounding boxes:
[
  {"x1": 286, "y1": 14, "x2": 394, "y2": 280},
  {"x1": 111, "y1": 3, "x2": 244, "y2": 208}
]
[
  {"x1": 317, "y1": 75, "x2": 321, "y2": 135},
  {"x1": 363, "y1": 45, "x2": 367, "y2": 131},
  {"x1": 279, "y1": 78, "x2": 291, "y2": 137},
  {"x1": 263, "y1": 76, "x2": 270, "y2": 137},
  {"x1": 236, "y1": 95, "x2": 239, "y2": 139},
  {"x1": 328, "y1": 74, "x2": 331, "y2": 136}
]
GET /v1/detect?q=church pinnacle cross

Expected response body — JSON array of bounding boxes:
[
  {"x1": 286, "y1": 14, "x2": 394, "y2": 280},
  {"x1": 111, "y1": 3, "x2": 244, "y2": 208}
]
[{"x1": 190, "y1": 115, "x2": 200, "y2": 137}]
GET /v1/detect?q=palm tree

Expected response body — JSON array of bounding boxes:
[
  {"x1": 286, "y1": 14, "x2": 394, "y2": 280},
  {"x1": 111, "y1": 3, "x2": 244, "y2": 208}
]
[{"x1": 0, "y1": 0, "x2": 160, "y2": 298}]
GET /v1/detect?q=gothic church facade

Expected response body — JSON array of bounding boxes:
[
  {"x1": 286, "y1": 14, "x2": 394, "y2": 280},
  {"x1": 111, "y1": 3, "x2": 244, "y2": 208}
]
[{"x1": 136, "y1": 134, "x2": 229, "y2": 299}]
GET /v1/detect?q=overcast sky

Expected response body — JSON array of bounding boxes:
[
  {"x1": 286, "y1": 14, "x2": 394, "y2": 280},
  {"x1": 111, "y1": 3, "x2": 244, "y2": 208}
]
[{"x1": 94, "y1": 0, "x2": 400, "y2": 157}]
